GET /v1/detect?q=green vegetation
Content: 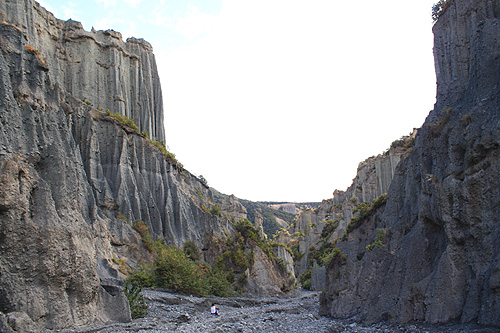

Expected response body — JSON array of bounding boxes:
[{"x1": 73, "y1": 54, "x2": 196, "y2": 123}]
[
  {"x1": 124, "y1": 281, "x2": 148, "y2": 319},
  {"x1": 25, "y1": 45, "x2": 48, "y2": 69},
  {"x1": 198, "y1": 175, "x2": 208, "y2": 185},
  {"x1": 346, "y1": 193, "x2": 388, "y2": 234},
  {"x1": 320, "y1": 220, "x2": 339, "y2": 241},
  {"x1": 210, "y1": 205, "x2": 221, "y2": 216},
  {"x1": 210, "y1": 190, "x2": 298, "y2": 238},
  {"x1": 127, "y1": 243, "x2": 234, "y2": 297},
  {"x1": 105, "y1": 109, "x2": 139, "y2": 132},
  {"x1": 117, "y1": 212, "x2": 128, "y2": 223},
  {"x1": 366, "y1": 228, "x2": 387, "y2": 252},
  {"x1": 133, "y1": 220, "x2": 154, "y2": 252},
  {"x1": 183, "y1": 240, "x2": 200, "y2": 261},
  {"x1": 290, "y1": 241, "x2": 304, "y2": 261},
  {"x1": 149, "y1": 139, "x2": 183, "y2": 168},
  {"x1": 390, "y1": 135, "x2": 415, "y2": 151},
  {"x1": 429, "y1": 106, "x2": 453, "y2": 136},
  {"x1": 460, "y1": 113, "x2": 472, "y2": 125},
  {"x1": 299, "y1": 267, "x2": 312, "y2": 290},
  {"x1": 322, "y1": 247, "x2": 346, "y2": 266},
  {"x1": 126, "y1": 217, "x2": 288, "y2": 297},
  {"x1": 240, "y1": 199, "x2": 296, "y2": 238},
  {"x1": 308, "y1": 241, "x2": 336, "y2": 267},
  {"x1": 432, "y1": 0, "x2": 452, "y2": 22}
]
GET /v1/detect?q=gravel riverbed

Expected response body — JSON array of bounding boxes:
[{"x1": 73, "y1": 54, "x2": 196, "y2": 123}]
[{"x1": 61, "y1": 289, "x2": 497, "y2": 333}]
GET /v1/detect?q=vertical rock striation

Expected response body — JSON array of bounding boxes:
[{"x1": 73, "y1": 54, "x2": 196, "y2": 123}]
[
  {"x1": 0, "y1": 0, "x2": 223, "y2": 330},
  {"x1": 320, "y1": 0, "x2": 500, "y2": 327},
  {"x1": 0, "y1": 0, "x2": 165, "y2": 142},
  {"x1": 0, "y1": 1, "x2": 296, "y2": 330}
]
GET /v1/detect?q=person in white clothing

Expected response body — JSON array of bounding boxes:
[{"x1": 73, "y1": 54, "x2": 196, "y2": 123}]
[{"x1": 211, "y1": 303, "x2": 220, "y2": 316}]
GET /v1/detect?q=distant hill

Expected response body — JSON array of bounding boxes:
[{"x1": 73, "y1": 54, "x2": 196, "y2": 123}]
[{"x1": 211, "y1": 190, "x2": 299, "y2": 237}]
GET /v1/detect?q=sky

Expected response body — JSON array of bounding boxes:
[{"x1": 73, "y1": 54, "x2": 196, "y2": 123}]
[{"x1": 39, "y1": 0, "x2": 438, "y2": 203}]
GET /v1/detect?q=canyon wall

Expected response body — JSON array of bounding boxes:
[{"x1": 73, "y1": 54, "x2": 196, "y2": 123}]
[
  {"x1": 319, "y1": 0, "x2": 500, "y2": 327},
  {"x1": 279, "y1": 144, "x2": 410, "y2": 285},
  {"x1": 0, "y1": 0, "x2": 294, "y2": 330}
]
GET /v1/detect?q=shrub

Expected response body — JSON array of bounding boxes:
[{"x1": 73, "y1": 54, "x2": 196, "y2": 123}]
[
  {"x1": 390, "y1": 136, "x2": 415, "y2": 151},
  {"x1": 108, "y1": 111, "x2": 139, "y2": 132},
  {"x1": 299, "y1": 266, "x2": 312, "y2": 290},
  {"x1": 133, "y1": 220, "x2": 154, "y2": 252},
  {"x1": 183, "y1": 240, "x2": 200, "y2": 261},
  {"x1": 25, "y1": 45, "x2": 48, "y2": 69},
  {"x1": 149, "y1": 140, "x2": 182, "y2": 167},
  {"x1": 346, "y1": 193, "x2": 388, "y2": 234},
  {"x1": 234, "y1": 219, "x2": 260, "y2": 243},
  {"x1": 207, "y1": 266, "x2": 234, "y2": 297},
  {"x1": 210, "y1": 205, "x2": 221, "y2": 216},
  {"x1": 123, "y1": 280, "x2": 148, "y2": 319},
  {"x1": 154, "y1": 245, "x2": 209, "y2": 296},
  {"x1": 198, "y1": 175, "x2": 208, "y2": 185},
  {"x1": 366, "y1": 228, "x2": 387, "y2": 252},
  {"x1": 320, "y1": 220, "x2": 339, "y2": 241},
  {"x1": 117, "y1": 213, "x2": 128, "y2": 223}
]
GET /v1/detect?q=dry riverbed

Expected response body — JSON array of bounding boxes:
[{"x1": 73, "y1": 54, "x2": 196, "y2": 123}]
[{"x1": 61, "y1": 289, "x2": 497, "y2": 332}]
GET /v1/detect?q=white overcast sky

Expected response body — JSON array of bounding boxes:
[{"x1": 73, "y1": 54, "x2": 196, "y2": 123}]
[{"x1": 39, "y1": 0, "x2": 438, "y2": 202}]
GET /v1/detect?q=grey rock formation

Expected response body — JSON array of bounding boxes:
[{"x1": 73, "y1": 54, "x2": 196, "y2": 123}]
[
  {"x1": 220, "y1": 194, "x2": 248, "y2": 221},
  {"x1": 320, "y1": 0, "x2": 500, "y2": 327},
  {"x1": 311, "y1": 261, "x2": 326, "y2": 291},
  {"x1": 0, "y1": 1, "x2": 297, "y2": 330},
  {"x1": 0, "y1": 0, "x2": 227, "y2": 330},
  {"x1": 0, "y1": 0, "x2": 164, "y2": 142},
  {"x1": 281, "y1": 144, "x2": 409, "y2": 288},
  {"x1": 245, "y1": 246, "x2": 295, "y2": 296}
]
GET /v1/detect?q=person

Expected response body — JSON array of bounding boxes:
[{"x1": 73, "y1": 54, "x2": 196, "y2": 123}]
[{"x1": 211, "y1": 303, "x2": 220, "y2": 316}]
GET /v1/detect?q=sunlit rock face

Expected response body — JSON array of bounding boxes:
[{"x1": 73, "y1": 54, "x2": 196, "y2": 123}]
[{"x1": 320, "y1": 0, "x2": 500, "y2": 327}]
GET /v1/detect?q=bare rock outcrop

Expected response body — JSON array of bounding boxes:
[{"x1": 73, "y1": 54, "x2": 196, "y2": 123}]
[{"x1": 320, "y1": 0, "x2": 500, "y2": 327}]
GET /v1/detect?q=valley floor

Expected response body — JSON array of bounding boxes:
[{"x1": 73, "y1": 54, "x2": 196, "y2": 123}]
[{"x1": 60, "y1": 289, "x2": 497, "y2": 333}]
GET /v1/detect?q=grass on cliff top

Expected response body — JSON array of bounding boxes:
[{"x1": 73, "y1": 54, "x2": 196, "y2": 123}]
[{"x1": 100, "y1": 109, "x2": 183, "y2": 168}]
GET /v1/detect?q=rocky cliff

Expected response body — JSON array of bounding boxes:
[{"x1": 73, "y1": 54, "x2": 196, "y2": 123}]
[
  {"x1": 276, "y1": 140, "x2": 411, "y2": 288},
  {"x1": 0, "y1": 0, "x2": 294, "y2": 331},
  {"x1": 0, "y1": 0, "x2": 164, "y2": 143},
  {"x1": 319, "y1": 0, "x2": 500, "y2": 327}
]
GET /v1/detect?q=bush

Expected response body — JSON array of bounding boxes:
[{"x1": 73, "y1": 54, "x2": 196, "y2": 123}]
[
  {"x1": 107, "y1": 111, "x2": 139, "y2": 132},
  {"x1": 366, "y1": 228, "x2": 387, "y2": 252},
  {"x1": 183, "y1": 240, "x2": 200, "y2": 261},
  {"x1": 133, "y1": 220, "x2": 154, "y2": 252},
  {"x1": 346, "y1": 193, "x2": 388, "y2": 234},
  {"x1": 210, "y1": 205, "x2": 221, "y2": 216},
  {"x1": 154, "y1": 245, "x2": 210, "y2": 295},
  {"x1": 124, "y1": 280, "x2": 148, "y2": 319},
  {"x1": 299, "y1": 267, "x2": 312, "y2": 290}
]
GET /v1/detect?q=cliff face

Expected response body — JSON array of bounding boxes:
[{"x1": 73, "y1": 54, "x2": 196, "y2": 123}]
[
  {"x1": 0, "y1": 1, "x2": 296, "y2": 330},
  {"x1": 0, "y1": 0, "x2": 227, "y2": 330},
  {"x1": 0, "y1": 0, "x2": 164, "y2": 142},
  {"x1": 320, "y1": 0, "x2": 500, "y2": 327},
  {"x1": 280, "y1": 145, "x2": 409, "y2": 286}
]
